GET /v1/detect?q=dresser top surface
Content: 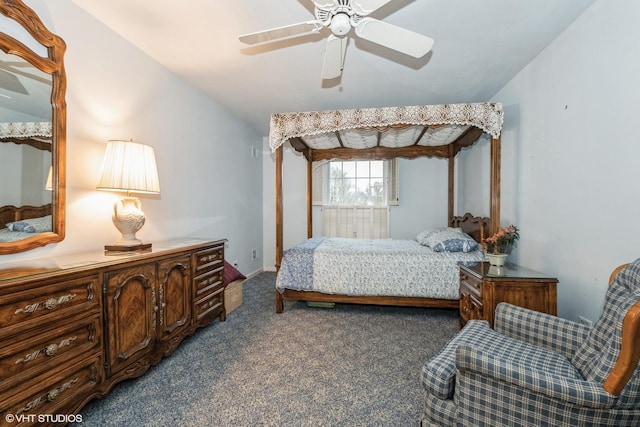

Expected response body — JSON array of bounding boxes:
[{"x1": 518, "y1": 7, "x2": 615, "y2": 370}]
[
  {"x1": 0, "y1": 238, "x2": 225, "y2": 283},
  {"x1": 459, "y1": 261, "x2": 558, "y2": 281}
]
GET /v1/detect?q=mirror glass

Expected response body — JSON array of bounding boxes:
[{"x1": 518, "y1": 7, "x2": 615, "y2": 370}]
[{"x1": 0, "y1": 0, "x2": 66, "y2": 254}]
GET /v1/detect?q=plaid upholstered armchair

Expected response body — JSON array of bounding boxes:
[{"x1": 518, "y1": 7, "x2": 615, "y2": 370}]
[{"x1": 420, "y1": 260, "x2": 640, "y2": 426}]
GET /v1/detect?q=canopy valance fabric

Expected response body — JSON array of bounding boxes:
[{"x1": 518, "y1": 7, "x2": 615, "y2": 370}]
[
  {"x1": 269, "y1": 103, "x2": 503, "y2": 151},
  {"x1": 0, "y1": 121, "x2": 52, "y2": 139}
]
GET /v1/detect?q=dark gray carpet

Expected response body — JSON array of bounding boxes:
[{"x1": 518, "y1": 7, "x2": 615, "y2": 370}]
[{"x1": 77, "y1": 272, "x2": 459, "y2": 426}]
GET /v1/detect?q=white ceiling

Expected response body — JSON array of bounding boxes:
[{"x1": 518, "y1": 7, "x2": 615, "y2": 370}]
[{"x1": 72, "y1": 0, "x2": 596, "y2": 136}]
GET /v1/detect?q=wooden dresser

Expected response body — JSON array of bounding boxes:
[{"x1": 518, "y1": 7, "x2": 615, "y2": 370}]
[
  {"x1": 0, "y1": 238, "x2": 225, "y2": 426},
  {"x1": 459, "y1": 262, "x2": 558, "y2": 328}
]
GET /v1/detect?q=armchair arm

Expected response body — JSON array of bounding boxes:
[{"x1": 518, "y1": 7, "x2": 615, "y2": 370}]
[
  {"x1": 494, "y1": 303, "x2": 591, "y2": 359},
  {"x1": 455, "y1": 344, "x2": 617, "y2": 408}
]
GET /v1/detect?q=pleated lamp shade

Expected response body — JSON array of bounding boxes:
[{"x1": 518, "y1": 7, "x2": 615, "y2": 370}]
[
  {"x1": 45, "y1": 166, "x2": 53, "y2": 191},
  {"x1": 97, "y1": 140, "x2": 160, "y2": 194}
]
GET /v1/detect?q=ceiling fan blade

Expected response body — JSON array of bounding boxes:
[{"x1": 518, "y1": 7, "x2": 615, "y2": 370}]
[
  {"x1": 321, "y1": 35, "x2": 347, "y2": 80},
  {"x1": 354, "y1": 17, "x2": 434, "y2": 58},
  {"x1": 311, "y1": 0, "x2": 337, "y2": 9},
  {"x1": 239, "y1": 20, "x2": 323, "y2": 45},
  {"x1": 351, "y1": 0, "x2": 394, "y2": 15}
]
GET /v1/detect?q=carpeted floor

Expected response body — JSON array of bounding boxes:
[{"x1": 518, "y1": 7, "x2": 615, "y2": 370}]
[{"x1": 76, "y1": 272, "x2": 459, "y2": 426}]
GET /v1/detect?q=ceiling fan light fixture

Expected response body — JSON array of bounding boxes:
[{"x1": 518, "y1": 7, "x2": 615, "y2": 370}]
[{"x1": 330, "y1": 13, "x2": 352, "y2": 36}]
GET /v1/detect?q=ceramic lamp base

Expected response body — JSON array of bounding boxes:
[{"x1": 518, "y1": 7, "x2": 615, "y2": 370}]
[{"x1": 111, "y1": 196, "x2": 146, "y2": 245}]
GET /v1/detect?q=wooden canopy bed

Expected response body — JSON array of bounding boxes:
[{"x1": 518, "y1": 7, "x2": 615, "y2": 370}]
[{"x1": 271, "y1": 103, "x2": 504, "y2": 313}]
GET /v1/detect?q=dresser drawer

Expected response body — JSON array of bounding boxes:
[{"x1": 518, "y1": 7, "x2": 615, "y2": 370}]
[
  {"x1": 460, "y1": 290, "x2": 483, "y2": 326},
  {"x1": 193, "y1": 286, "x2": 224, "y2": 322},
  {"x1": 193, "y1": 245, "x2": 224, "y2": 275},
  {"x1": 0, "y1": 313, "x2": 102, "y2": 391},
  {"x1": 0, "y1": 274, "x2": 100, "y2": 340},
  {"x1": 0, "y1": 354, "x2": 100, "y2": 426},
  {"x1": 460, "y1": 271, "x2": 482, "y2": 298},
  {"x1": 194, "y1": 267, "x2": 223, "y2": 296}
]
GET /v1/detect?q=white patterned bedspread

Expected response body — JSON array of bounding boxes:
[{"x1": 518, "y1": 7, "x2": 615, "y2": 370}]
[
  {"x1": 0, "y1": 228, "x2": 34, "y2": 242},
  {"x1": 276, "y1": 237, "x2": 485, "y2": 300}
]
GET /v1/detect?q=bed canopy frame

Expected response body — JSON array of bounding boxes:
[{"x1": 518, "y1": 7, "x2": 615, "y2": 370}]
[{"x1": 270, "y1": 102, "x2": 504, "y2": 271}]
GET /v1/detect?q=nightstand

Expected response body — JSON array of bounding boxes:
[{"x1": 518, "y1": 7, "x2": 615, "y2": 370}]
[{"x1": 458, "y1": 262, "x2": 558, "y2": 328}]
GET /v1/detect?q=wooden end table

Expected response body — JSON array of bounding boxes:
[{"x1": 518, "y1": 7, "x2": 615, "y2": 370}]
[{"x1": 459, "y1": 262, "x2": 558, "y2": 328}]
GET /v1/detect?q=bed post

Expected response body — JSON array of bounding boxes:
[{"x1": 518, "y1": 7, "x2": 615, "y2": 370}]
[
  {"x1": 276, "y1": 145, "x2": 283, "y2": 272},
  {"x1": 490, "y1": 135, "x2": 501, "y2": 235},
  {"x1": 447, "y1": 147, "x2": 455, "y2": 225},
  {"x1": 275, "y1": 145, "x2": 285, "y2": 313},
  {"x1": 306, "y1": 155, "x2": 312, "y2": 238}
]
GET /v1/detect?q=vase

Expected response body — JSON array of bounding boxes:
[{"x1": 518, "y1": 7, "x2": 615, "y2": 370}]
[
  {"x1": 487, "y1": 253, "x2": 508, "y2": 267},
  {"x1": 488, "y1": 265, "x2": 506, "y2": 277}
]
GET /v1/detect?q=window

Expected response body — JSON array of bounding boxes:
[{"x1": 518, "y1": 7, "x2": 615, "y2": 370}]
[
  {"x1": 313, "y1": 159, "x2": 399, "y2": 238},
  {"x1": 329, "y1": 160, "x2": 384, "y2": 205},
  {"x1": 313, "y1": 159, "x2": 399, "y2": 207}
]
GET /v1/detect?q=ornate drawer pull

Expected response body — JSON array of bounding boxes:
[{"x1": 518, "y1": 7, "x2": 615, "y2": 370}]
[
  {"x1": 48, "y1": 377, "x2": 79, "y2": 401},
  {"x1": 15, "y1": 336, "x2": 78, "y2": 364},
  {"x1": 198, "y1": 277, "x2": 221, "y2": 289},
  {"x1": 45, "y1": 336, "x2": 78, "y2": 356},
  {"x1": 199, "y1": 252, "x2": 221, "y2": 264},
  {"x1": 15, "y1": 293, "x2": 77, "y2": 315},
  {"x1": 16, "y1": 378, "x2": 79, "y2": 414}
]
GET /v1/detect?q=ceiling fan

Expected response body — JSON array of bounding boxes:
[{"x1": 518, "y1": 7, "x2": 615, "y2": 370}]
[{"x1": 238, "y1": 0, "x2": 434, "y2": 80}]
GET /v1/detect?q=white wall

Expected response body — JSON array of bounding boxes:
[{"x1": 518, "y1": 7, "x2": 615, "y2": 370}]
[
  {"x1": 471, "y1": 0, "x2": 640, "y2": 322},
  {"x1": 261, "y1": 143, "x2": 309, "y2": 271},
  {"x1": 392, "y1": 157, "x2": 451, "y2": 239},
  {"x1": 1, "y1": 1, "x2": 264, "y2": 277}
]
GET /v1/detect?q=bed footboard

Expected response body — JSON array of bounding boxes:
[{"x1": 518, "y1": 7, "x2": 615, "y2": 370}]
[{"x1": 276, "y1": 289, "x2": 459, "y2": 313}]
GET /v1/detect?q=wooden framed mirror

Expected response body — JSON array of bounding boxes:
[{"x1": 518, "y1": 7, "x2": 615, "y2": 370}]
[{"x1": 0, "y1": 0, "x2": 66, "y2": 254}]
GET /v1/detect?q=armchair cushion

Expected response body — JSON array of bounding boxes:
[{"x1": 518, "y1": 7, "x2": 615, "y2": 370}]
[
  {"x1": 420, "y1": 320, "x2": 578, "y2": 400},
  {"x1": 494, "y1": 302, "x2": 590, "y2": 359},
  {"x1": 456, "y1": 344, "x2": 614, "y2": 408}
]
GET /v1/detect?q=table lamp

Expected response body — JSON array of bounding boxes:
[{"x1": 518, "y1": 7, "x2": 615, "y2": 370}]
[{"x1": 97, "y1": 139, "x2": 160, "y2": 251}]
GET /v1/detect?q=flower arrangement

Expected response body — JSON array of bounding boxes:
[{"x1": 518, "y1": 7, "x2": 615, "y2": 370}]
[{"x1": 482, "y1": 225, "x2": 520, "y2": 254}]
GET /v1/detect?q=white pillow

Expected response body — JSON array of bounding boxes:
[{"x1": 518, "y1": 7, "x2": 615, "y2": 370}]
[
  {"x1": 6, "y1": 215, "x2": 52, "y2": 233},
  {"x1": 417, "y1": 227, "x2": 478, "y2": 252},
  {"x1": 416, "y1": 227, "x2": 461, "y2": 246}
]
